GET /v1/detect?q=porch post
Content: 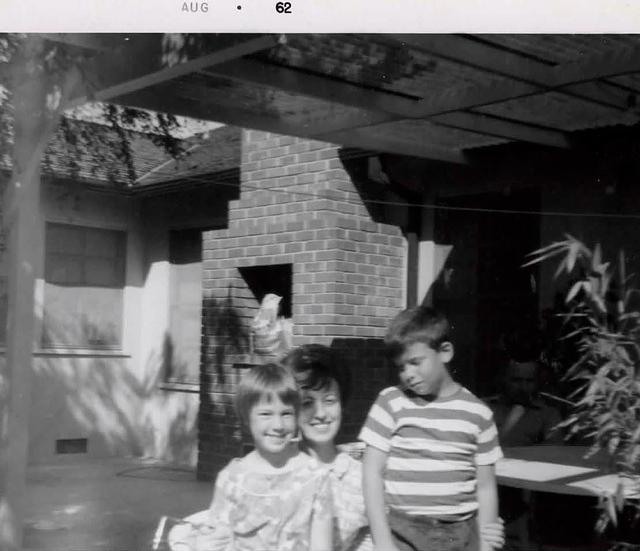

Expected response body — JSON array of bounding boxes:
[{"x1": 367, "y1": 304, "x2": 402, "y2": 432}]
[{"x1": 418, "y1": 191, "x2": 436, "y2": 306}]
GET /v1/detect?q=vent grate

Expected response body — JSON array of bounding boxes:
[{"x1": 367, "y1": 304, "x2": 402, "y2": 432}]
[{"x1": 55, "y1": 438, "x2": 88, "y2": 454}]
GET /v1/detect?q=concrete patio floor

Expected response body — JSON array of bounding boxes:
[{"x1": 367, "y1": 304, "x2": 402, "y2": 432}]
[{"x1": 24, "y1": 457, "x2": 212, "y2": 551}]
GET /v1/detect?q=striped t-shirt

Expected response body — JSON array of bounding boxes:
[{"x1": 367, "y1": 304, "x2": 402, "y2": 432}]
[{"x1": 359, "y1": 385, "x2": 503, "y2": 521}]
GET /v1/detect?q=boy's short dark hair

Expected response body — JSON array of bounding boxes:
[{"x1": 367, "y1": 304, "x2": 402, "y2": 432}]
[
  {"x1": 281, "y1": 344, "x2": 351, "y2": 405},
  {"x1": 384, "y1": 306, "x2": 451, "y2": 360},
  {"x1": 235, "y1": 363, "x2": 300, "y2": 427}
]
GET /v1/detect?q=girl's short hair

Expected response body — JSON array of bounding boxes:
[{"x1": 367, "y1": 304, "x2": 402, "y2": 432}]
[
  {"x1": 281, "y1": 344, "x2": 351, "y2": 405},
  {"x1": 234, "y1": 363, "x2": 300, "y2": 426}
]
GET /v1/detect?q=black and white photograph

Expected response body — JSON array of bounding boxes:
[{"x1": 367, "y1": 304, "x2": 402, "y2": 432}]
[{"x1": 1, "y1": 10, "x2": 640, "y2": 551}]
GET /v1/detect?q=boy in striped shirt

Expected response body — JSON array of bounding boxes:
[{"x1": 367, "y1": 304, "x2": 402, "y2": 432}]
[{"x1": 360, "y1": 307, "x2": 503, "y2": 551}]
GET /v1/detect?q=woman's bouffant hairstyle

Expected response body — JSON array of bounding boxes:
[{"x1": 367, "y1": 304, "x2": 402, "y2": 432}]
[
  {"x1": 281, "y1": 344, "x2": 351, "y2": 405},
  {"x1": 234, "y1": 363, "x2": 300, "y2": 426},
  {"x1": 384, "y1": 306, "x2": 451, "y2": 360}
]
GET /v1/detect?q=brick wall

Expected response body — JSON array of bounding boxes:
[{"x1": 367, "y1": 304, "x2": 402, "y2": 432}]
[{"x1": 198, "y1": 130, "x2": 406, "y2": 479}]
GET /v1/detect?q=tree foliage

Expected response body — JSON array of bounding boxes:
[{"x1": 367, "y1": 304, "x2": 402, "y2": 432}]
[
  {"x1": 527, "y1": 236, "x2": 640, "y2": 537},
  {"x1": 0, "y1": 33, "x2": 185, "y2": 187}
]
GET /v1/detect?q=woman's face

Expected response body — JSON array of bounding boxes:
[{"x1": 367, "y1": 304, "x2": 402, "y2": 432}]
[{"x1": 298, "y1": 378, "x2": 342, "y2": 447}]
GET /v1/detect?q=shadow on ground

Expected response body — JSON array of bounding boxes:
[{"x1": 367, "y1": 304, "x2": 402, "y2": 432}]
[{"x1": 23, "y1": 457, "x2": 211, "y2": 551}]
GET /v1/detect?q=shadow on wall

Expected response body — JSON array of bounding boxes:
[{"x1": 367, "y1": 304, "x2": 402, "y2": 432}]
[
  {"x1": 198, "y1": 291, "x2": 250, "y2": 480},
  {"x1": 328, "y1": 338, "x2": 392, "y2": 444},
  {"x1": 338, "y1": 150, "x2": 411, "y2": 228},
  {"x1": 30, "y1": 317, "x2": 198, "y2": 466}
]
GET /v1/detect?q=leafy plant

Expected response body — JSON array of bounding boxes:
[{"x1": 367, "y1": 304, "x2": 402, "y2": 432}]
[{"x1": 527, "y1": 235, "x2": 640, "y2": 538}]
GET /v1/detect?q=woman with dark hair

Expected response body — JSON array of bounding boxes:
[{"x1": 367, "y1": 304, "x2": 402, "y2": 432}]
[
  {"x1": 283, "y1": 344, "x2": 505, "y2": 551},
  {"x1": 282, "y1": 344, "x2": 370, "y2": 551}
]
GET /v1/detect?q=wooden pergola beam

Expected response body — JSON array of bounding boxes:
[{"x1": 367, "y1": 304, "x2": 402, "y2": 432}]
[
  {"x1": 116, "y1": 88, "x2": 466, "y2": 164},
  {"x1": 389, "y1": 34, "x2": 553, "y2": 84},
  {"x1": 202, "y1": 58, "x2": 569, "y2": 148},
  {"x1": 68, "y1": 34, "x2": 281, "y2": 108},
  {"x1": 432, "y1": 111, "x2": 570, "y2": 148},
  {"x1": 116, "y1": 88, "x2": 310, "y2": 139},
  {"x1": 324, "y1": 128, "x2": 468, "y2": 164},
  {"x1": 201, "y1": 59, "x2": 418, "y2": 118},
  {"x1": 411, "y1": 42, "x2": 640, "y2": 118},
  {"x1": 390, "y1": 34, "x2": 633, "y2": 112}
]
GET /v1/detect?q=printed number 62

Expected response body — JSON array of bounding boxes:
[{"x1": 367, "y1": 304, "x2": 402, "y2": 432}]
[{"x1": 276, "y1": 1, "x2": 292, "y2": 13}]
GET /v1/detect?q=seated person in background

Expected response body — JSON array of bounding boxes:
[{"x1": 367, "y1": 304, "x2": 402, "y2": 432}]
[
  {"x1": 486, "y1": 354, "x2": 563, "y2": 448},
  {"x1": 485, "y1": 342, "x2": 564, "y2": 550}
]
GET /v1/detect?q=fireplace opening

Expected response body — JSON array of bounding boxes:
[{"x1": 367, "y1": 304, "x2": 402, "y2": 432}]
[{"x1": 238, "y1": 264, "x2": 293, "y2": 318}]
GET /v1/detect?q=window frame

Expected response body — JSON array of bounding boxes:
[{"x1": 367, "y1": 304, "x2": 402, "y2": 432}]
[{"x1": 40, "y1": 221, "x2": 128, "y2": 351}]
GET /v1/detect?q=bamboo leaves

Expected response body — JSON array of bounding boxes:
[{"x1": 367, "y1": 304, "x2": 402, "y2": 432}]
[{"x1": 527, "y1": 236, "x2": 640, "y2": 533}]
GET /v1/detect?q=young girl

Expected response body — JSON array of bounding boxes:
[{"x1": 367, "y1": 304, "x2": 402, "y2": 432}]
[{"x1": 200, "y1": 363, "x2": 332, "y2": 551}]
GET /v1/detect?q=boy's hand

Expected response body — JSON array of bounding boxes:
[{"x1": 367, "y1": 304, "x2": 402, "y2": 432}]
[{"x1": 480, "y1": 517, "x2": 505, "y2": 550}]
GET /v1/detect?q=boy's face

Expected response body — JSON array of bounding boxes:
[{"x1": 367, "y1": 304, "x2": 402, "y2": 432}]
[
  {"x1": 248, "y1": 394, "x2": 297, "y2": 457},
  {"x1": 395, "y1": 341, "x2": 453, "y2": 396}
]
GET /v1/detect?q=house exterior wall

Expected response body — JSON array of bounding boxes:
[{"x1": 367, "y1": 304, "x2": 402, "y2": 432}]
[
  {"x1": 30, "y1": 182, "x2": 141, "y2": 462},
  {"x1": 198, "y1": 131, "x2": 407, "y2": 479},
  {"x1": 3, "y1": 179, "x2": 229, "y2": 465}
]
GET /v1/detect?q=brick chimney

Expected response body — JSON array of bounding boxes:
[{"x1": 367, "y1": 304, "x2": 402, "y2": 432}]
[{"x1": 198, "y1": 130, "x2": 406, "y2": 479}]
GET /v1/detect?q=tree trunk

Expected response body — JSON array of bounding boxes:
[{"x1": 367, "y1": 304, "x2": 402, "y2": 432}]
[{"x1": 0, "y1": 36, "x2": 65, "y2": 550}]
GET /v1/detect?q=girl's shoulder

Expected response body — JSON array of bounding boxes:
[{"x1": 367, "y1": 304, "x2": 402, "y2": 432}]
[
  {"x1": 282, "y1": 453, "x2": 330, "y2": 491},
  {"x1": 214, "y1": 457, "x2": 244, "y2": 482},
  {"x1": 228, "y1": 450, "x2": 325, "y2": 478}
]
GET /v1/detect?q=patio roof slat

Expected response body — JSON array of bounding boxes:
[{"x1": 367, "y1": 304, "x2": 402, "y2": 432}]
[
  {"x1": 377, "y1": 49, "x2": 640, "y2": 121},
  {"x1": 201, "y1": 59, "x2": 419, "y2": 118},
  {"x1": 325, "y1": 127, "x2": 468, "y2": 164},
  {"x1": 68, "y1": 34, "x2": 280, "y2": 108},
  {"x1": 202, "y1": 58, "x2": 570, "y2": 149},
  {"x1": 389, "y1": 34, "x2": 555, "y2": 84},
  {"x1": 387, "y1": 34, "x2": 632, "y2": 113},
  {"x1": 115, "y1": 89, "x2": 309, "y2": 138},
  {"x1": 431, "y1": 112, "x2": 570, "y2": 148},
  {"x1": 549, "y1": 44, "x2": 640, "y2": 87}
]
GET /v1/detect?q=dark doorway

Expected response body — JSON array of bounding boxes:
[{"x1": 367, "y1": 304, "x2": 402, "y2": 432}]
[{"x1": 432, "y1": 188, "x2": 541, "y2": 396}]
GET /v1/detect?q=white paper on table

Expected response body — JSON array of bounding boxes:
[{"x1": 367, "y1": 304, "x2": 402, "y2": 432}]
[
  {"x1": 569, "y1": 474, "x2": 640, "y2": 498},
  {"x1": 496, "y1": 458, "x2": 597, "y2": 482}
]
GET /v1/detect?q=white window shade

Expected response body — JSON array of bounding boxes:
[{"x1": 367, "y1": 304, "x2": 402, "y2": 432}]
[{"x1": 42, "y1": 223, "x2": 126, "y2": 349}]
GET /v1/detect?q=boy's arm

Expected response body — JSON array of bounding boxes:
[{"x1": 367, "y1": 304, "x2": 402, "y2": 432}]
[
  {"x1": 309, "y1": 506, "x2": 332, "y2": 551},
  {"x1": 362, "y1": 445, "x2": 399, "y2": 551},
  {"x1": 309, "y1": 475, "x2": 333, "y2": 551},
  {"x1": 476, "y1": 464, "x2": 500, "y2": 551}
]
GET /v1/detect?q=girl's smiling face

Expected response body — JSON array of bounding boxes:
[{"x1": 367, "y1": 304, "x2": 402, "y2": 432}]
[
  {"x1": 248, "y1": 393, "x2": 297, "y2": 458},
  {"x1": 298, "y1": 379, "x2": 342, "y2": 446}
]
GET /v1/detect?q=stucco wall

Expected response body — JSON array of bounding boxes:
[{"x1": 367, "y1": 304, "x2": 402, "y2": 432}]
[{"x1": 20, "y1": 180, "x2": 232, "y2": 465}]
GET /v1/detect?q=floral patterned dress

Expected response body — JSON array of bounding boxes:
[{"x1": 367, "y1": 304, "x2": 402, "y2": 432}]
[
  {"x1": 324, "y1": 452, "x2": 373, "y2": 551},
  {"x1": 206, "y1": 454, "x2": 331, "y2": 551}
]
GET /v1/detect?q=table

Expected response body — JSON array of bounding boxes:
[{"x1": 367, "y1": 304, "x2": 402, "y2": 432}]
[{"x1": 497, "y1": 446, "x2": 640, "y2": 498}]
